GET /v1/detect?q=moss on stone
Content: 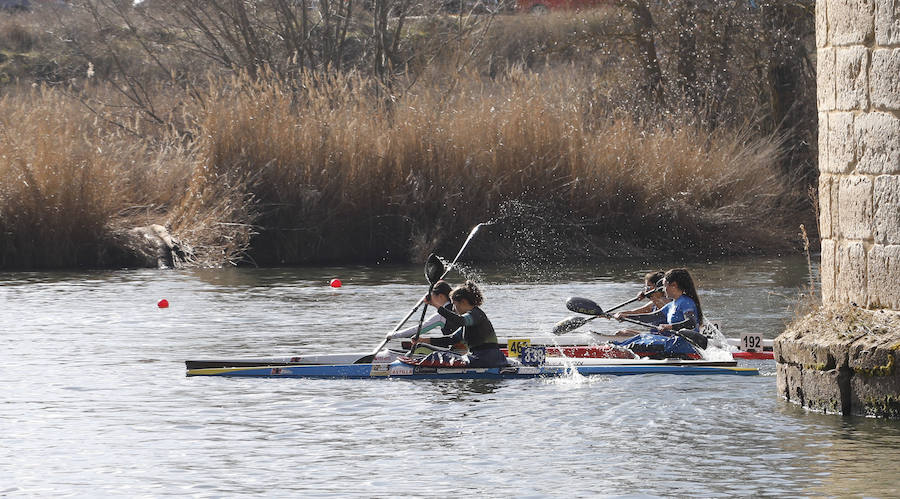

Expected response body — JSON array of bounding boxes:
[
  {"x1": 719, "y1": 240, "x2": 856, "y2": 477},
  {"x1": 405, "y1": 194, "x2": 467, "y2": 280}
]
[
  {"x1": 862, "y1": 395, "x2": 900, "y2": 419},
  {"x1": 853, "y1": 353, "x2": 895, "y2": 377}
]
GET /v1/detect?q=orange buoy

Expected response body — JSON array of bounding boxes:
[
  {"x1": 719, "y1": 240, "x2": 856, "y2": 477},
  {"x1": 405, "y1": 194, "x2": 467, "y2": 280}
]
[
  {"x1": 157, "y1": 299, "x2": 169, "y2": 308},
  {"x1": 330, "y1": 279, "x2": 342, "y2": 288}
]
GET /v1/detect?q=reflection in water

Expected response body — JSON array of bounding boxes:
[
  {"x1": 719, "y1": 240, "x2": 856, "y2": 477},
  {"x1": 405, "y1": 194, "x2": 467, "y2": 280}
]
[
  {"x1": 774, "y1": 409, "x2": 900, "y2": 497},
  {"x1": 435, "y1": 379, "x2": 503, "y2": 399}
]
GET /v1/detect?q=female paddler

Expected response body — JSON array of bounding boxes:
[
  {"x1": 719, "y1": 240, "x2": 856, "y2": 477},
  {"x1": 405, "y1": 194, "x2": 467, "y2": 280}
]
[
  {"x1": 618, "y1": 268, "x2": 708, "y2": 349},
  {"x1": 385, "y1": 280, "x2": 453, "y2": 340},
  {"x1": 418, "y1": 280, "x2": 507, "y2": 368},
  {"x1": 613, "y1": 270, "x2": 669, "y2": 336}
]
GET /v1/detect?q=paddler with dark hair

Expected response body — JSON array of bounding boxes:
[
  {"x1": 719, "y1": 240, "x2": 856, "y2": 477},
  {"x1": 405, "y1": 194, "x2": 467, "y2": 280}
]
[
  {"x1": 415, "y1": 280, "x2": 507, "y2": 368},
  {"x1": 616, "y1": 268, "x2": 708, "y2": 349},
  {"x1": 385, "y1": 280, "x2": 454, "y2": 340},
  {"x1": 612, "y1": 270, "x2": 669, "y2": 336}
]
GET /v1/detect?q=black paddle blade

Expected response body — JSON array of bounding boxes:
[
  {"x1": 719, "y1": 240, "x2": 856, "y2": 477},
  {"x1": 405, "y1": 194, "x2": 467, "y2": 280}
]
[
  {"x1": 552, "y1": 316, "x2": 589, "y2": 335},
  {"x1": 565, "y1": 296, "x2": 604, "y2": 316},
  {"x1": 424, "y1": 253, "x2": 445, "y2": 285}
]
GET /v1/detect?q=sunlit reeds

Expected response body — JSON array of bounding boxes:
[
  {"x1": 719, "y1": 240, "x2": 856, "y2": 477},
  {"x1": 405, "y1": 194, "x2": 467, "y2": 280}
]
[
  {"x1": 184, "y1": 69, "x2": 800, "y2": 264},
  {"x1": 0, "y1": 5, "x2": 810, "y2": 268}
]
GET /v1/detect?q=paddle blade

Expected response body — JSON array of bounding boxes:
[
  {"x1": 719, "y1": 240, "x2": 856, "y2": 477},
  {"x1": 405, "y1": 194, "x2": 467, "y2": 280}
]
[
  {"x1": 424, "y1": 253, "x2": 445, "y2": 285},
  {"x1": 552, "y1": 316, "x2": 589, "y2": 335},
  {"x1": 566, "y1": 296, "x2": 604, "y2": 316}
]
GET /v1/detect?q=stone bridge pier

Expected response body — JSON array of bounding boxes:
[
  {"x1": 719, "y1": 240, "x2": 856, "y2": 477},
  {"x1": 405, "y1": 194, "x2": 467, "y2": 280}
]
[{"x1": 775, "y1": 0, "x2": 900, "y2": 418}]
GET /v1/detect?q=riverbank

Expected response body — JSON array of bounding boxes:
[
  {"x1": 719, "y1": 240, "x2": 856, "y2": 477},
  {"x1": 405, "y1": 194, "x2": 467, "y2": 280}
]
[{"x1": 0, "y1": 3, "x2": 816, "y2": 269}]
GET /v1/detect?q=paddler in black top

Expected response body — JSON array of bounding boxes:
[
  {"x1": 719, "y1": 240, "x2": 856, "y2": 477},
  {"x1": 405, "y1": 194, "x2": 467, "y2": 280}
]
[{"x1": 421, "y1": 280, "x2": 506, "y2": 368}]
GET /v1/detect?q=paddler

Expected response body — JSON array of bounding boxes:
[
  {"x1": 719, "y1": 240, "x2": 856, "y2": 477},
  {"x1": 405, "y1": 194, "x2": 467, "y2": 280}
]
[
  {"x1": 385, "y1": 280, "x2": 454, "y2": 340},
  {"x1": 617, "y1": 268, "x2": 708, "y2": 349},
  {"x1": 416, "y1": 280, "x2": 507, "y2": 367},
  {"x1": 612, "y1": 271, "x2": 669, "y2": 336}
]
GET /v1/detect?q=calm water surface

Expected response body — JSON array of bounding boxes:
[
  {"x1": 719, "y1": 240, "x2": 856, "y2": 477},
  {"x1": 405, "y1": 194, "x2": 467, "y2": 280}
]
[{"x1": 2, "y1": 257, "x2": 899, "y2": 497}]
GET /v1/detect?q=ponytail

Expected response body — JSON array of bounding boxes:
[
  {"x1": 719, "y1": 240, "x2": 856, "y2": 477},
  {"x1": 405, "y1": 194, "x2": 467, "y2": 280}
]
[{"x1": 664, "y1": 268, "x2": 704, "y2": 324}]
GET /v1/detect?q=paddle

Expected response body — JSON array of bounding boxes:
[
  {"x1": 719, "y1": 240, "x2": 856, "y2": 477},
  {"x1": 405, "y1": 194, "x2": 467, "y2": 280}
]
[
  {"x1": 408, "y1": 253, "x2": 446, "y2": 352},
  {"x1": 357, "y1": 253, "x2": 445, "y2": 364},
  {"x1": 355, "y1": 223, "x2": 487, "y2": 364},
  {"x1": 387, "y1": 222, "x2": 488, "y2": 332},
  {"x1": 551, "y1": 289, "x2": 659, "y2": 335},
  {"x1": 563, "y1": 296, "x2": 705, "y2": 350}
]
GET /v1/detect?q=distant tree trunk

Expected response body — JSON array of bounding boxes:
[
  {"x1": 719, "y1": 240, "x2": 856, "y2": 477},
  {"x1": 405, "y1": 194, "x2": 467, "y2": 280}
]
[
  {"x1": 623, "y1": 0, "x2": 665, "y2": 109},
  {"x1": 761, "y1": 0, "x2": 816, "y2": 181},
  {"x1": 705, "y1": 4, "x2": 733, "y2": 130},
  {"x1": 674, "y1": 1, "x2": 698, "y2": 112}
]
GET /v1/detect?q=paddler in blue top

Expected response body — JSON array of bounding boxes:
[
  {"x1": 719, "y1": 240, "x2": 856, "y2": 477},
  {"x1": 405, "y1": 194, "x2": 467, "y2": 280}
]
[
  {"x1": 417, "y1": 280, "x2": 507, "y2": 368},
  {"x1": 620, "y1": 268, "x2": 708, "y2": 349}
]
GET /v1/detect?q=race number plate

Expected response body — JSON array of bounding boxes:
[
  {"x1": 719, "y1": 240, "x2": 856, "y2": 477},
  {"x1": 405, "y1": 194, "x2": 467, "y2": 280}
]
[
  {"x1": 506, "y1": 338, "x2": 531, "y2": 357},
  {"x1": 520, "y1": 346, "x2": 546, "y2": 366},
  {"x1": 740, "y1": 333, "x2": 763, "y2": 352}
]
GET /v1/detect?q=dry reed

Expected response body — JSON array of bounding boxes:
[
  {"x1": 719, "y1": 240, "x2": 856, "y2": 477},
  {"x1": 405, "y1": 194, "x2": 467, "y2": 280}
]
[{"x1": 0, "y1": 5, "x2": 811, "y2": 268}]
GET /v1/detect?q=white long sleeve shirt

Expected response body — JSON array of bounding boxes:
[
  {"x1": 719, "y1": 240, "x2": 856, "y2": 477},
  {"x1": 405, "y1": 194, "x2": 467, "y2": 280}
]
[{"x1": 387, "y1": 312, "x2": 447, "y2": 339}]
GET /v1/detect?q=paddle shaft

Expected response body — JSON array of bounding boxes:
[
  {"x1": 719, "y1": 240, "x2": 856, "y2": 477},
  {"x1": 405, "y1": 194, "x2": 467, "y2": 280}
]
[
  {"x1": 389, "y1": 223, "x2": 485, "y2": 333},
  {"x1": 608, "y1": 314, "x2": 705, "y2": 350},
  {"x1": 554, "y1": 295, "x2": 643, "y2": 334},
  {"x1": 410, "y1": 282, "x2": 437, "y2": 348},
  {"x1": 369, "y1": 223, "x2": 484, "y2": 360}
]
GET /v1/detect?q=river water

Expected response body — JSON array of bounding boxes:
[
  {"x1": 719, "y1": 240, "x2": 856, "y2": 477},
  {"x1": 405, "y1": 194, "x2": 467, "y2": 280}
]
[{"x1": 2, "y1": 256, "x2": 899, "y2": 497}]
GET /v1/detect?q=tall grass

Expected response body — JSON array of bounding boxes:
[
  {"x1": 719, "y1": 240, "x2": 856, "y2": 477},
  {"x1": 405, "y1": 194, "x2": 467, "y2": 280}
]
[
  {"x1": 183, "y1": 69, "x2": 800, "y2": 264},
  {"x1": 0, "y1": 86, "x2": 196, "y2": 268},
  {"x1": 0, "y1": 5, "x2": 812, "y2": 268}
]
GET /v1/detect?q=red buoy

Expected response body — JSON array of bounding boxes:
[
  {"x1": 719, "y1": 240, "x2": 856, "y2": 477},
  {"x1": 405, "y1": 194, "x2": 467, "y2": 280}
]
[
  {"x1": 157, "y1": 299, "x2": 169, "y2": 308},
  {"x1": 330, "y1": 279, "x2": 342, "y2": 288}
]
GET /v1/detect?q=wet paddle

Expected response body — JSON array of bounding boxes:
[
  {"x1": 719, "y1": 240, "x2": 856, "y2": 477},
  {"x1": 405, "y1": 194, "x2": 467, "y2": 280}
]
[
  {"x1": 357, "y1": 254, "x2": 445, "y2": 364},
  {"x1": 386, "y1": 223, "x2": 488, "y2": 333},
  {"x1": 356, "y1": 223, "x2": 488, "y2": 364},
  {"x1": 564, "y1": 296, "x2": 657, "y2": 328},
  {"x1": 409, "y1": 253, "x2": 446, "y2": 352},
  {"x1": 551, "y1": 291, "x2": 658, "y2": 335}
]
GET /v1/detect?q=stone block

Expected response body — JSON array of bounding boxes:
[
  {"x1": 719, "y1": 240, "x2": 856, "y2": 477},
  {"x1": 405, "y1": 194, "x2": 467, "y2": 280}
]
[
  {"x1": 837, "y1": 52, "x2": 870, "y2": 110},
  {"x1": 818, "y1": 49, "x2": 837, "y2": 111},
  {"x1": 838, "y1": 176, "x2": 873, "y2": 239},
  {"x1": 830, "y1": 173, "x2": 843, "y2": 238},
  {"x1": 849, "y1": 336, "x2": 900, "y2": 371},
  {"x1": 775, "y1": 331, "x2": 850, "y2": 368},
  {"x1": 867, "y1": 244, "x2": 900, "y2": 308},
  {"x1": 819, "y1": 112, "x2": 829, "y2": 174},
  {"x1": 818, "y1": 0, "x2": 829, "y2": 47},
  {"x1": 871, "y1": 49, "x2": 900, "y2": 110},
  {"x1": 829, "y1": 0, "x2": 876, "y2": 45},
  {"x1": 874, "y1": 176, "x2": 900, "y2": 244},
  {"x1": 855, "y1": 112, "x2": 900, "y2": 174},
  {"x1": 819, "y1": 174, "x2": 834, "y2": 238},
  {"x1": 851, "y1": 374, "x2": 900, "y2": 417},
  {"x1": 836, "y1": 47, "x2": 870, "y2": 110},
  {"x1": 776, "y1": 363, "x2": 803, "y2": 401},
  {"x1": 822, "y1": 239, "x2": 837, "y2": 303},
  {"x1": 837, "y1": 240, "x2": 869, "y2": 304},
  {"x1": 827, "y1": 112, "x2": 856, "y2": 173},
  {"x1": 802, "y1": 368, "x2": 847, "y2": 414},
  {"x1": 875, "y1": 0, "x2": 900, "y2": 45}
]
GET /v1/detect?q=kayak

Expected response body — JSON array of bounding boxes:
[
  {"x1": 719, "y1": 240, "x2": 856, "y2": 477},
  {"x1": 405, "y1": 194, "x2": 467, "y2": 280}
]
[
  {"x1": 184, "y1": 334, "x2": 772, "y2": 370},
  {"x1": 186, "y1": 357, "x2": 759, "y2": 379}
]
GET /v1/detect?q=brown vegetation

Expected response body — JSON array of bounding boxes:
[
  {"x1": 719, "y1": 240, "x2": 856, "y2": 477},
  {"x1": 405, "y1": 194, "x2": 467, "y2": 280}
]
[{"x1": 0, "y1": 1, "x2": 815, "y2": 269}]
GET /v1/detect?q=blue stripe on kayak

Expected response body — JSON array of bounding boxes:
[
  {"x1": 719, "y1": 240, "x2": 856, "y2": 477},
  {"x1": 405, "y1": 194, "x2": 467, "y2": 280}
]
[{"x1": 187, "y1": 363, "x2": 759, "y2": 378}]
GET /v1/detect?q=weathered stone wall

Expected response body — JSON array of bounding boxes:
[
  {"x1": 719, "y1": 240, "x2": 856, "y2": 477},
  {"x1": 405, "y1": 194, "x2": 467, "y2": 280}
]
[
  {"x1": 817, "y1": 0, "x2": 900, "y2": 309},
  {"x1": 776, "y1": 0, "x2": 900, "y2": 418}
]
